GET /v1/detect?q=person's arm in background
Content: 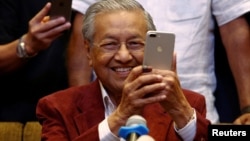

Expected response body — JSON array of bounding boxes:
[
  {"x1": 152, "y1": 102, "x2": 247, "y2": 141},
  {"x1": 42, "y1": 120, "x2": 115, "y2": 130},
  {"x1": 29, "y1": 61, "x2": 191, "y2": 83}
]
[
  {"x1": 66, "y1": 11, "x2": 92, "y2": 86},
  {"x1": 219, "y1": 15, "x2": 250, "y2": 124},
  {"x1": 0, "y1": 2, "x2": 71, "y2": 74}
]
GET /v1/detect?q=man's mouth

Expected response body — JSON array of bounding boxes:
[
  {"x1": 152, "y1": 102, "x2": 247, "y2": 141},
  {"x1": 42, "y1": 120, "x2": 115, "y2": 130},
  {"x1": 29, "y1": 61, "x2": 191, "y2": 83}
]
[{"x1": 112, "y1": 67, "x2": 133, "y2": 73}]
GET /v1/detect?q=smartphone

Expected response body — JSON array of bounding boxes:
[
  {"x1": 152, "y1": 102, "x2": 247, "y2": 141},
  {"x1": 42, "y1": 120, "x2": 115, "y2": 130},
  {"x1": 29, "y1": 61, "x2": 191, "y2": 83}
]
[
  {"x1": 49, "y1": 0, "x2": 72, "y2": 22},
  {"x1": 143, "y1": 31, "x2": 175, "y2": 70}
]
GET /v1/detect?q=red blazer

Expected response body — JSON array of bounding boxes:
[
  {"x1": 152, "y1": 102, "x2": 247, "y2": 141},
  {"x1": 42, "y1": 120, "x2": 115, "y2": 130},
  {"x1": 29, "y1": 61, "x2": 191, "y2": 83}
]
[{"x1": 36, "y1": 80, "x2": 210, "y2": 141}]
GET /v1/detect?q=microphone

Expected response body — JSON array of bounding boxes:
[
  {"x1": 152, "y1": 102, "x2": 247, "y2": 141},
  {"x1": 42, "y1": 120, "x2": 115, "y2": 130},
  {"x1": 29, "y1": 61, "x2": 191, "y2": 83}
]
[{"x1": 118, "y1": 115, "x2": 149, "y2": 141}]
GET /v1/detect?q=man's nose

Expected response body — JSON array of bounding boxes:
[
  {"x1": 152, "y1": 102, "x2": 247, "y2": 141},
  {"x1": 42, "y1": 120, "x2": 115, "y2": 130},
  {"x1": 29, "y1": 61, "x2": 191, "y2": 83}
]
[{"x1": 114, "y1": 43, "x2": 132, "y2": 62}]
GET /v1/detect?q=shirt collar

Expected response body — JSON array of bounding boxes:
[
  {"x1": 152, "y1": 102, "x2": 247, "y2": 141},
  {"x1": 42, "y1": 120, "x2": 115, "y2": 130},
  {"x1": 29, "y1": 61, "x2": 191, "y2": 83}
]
[{"x1": 98, "y1": 80, "x2": 116, "y2": 117}]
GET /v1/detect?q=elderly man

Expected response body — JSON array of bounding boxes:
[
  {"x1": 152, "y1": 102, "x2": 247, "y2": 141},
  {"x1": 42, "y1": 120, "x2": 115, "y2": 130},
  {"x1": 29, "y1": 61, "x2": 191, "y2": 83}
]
[{"x1": 36, "y1": 0, "x2": 210, "y2": 140}]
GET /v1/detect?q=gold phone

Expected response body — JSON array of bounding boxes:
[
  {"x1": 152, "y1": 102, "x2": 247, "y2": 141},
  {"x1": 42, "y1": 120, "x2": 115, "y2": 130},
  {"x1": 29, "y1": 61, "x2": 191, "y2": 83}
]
[
  {"x1": 49, "y1": 0, "x2": 72, "y2": 22},
  {"x1": 143, "y1": 31, "x2": 175, "y2": 70}
]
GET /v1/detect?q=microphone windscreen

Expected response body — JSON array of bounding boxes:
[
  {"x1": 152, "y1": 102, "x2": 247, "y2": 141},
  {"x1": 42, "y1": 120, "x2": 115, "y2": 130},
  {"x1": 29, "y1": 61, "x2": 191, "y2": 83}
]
[
  {"x1": 118, "y1": 115, "x2": 149, "y2": 140},
  {"x1": 126, "y1": 115, "x2": 147, "y2": 126}
]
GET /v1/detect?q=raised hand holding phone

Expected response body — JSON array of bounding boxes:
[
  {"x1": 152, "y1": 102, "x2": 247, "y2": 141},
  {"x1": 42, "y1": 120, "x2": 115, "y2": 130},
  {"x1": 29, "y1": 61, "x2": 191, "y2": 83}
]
[{"x1": 49, "y1": 0, "x2": 72, "y2": 21}]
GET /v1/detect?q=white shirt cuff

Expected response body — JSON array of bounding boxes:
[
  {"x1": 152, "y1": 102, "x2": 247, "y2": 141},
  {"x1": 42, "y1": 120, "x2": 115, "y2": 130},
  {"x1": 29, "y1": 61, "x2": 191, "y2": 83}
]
[
  {"x1": 98, "y1": 118, "x2": 120, "y2": 141},
  {"x1": 174, "y1": 109, "x2": 197, "y2": 141}
]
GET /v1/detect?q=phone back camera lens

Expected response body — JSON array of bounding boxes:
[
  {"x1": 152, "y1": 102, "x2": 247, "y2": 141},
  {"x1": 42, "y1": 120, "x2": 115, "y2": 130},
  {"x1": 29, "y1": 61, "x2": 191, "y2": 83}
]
[{"x1": 149, "y1": 34, "x2": 156, "y2": 37}]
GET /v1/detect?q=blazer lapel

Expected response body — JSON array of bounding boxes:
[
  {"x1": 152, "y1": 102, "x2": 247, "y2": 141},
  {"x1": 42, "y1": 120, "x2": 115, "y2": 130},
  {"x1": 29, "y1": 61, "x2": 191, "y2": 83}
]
[{"x1": 74, "y1": 80, "x2": 105, "y2": 133}]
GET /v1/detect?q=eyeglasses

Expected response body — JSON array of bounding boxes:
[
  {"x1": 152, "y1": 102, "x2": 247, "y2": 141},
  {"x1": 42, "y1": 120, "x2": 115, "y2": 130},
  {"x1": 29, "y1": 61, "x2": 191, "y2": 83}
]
[{"x1": 92, "y1": 40, "x2": 145, "y2": 54}]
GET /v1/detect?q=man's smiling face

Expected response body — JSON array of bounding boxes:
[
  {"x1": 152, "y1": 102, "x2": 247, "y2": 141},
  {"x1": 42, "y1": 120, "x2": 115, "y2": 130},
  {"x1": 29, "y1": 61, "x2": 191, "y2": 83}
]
[{"x1": 87, "y1": 10, "x2": 148, "y2": 94}]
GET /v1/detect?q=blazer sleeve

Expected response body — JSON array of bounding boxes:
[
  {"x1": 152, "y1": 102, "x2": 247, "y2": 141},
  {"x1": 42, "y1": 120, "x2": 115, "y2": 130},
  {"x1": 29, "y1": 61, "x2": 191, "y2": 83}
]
[
  {"x1": 183, "y1": 89, "x2": 211, "y2": 141},
  {"x1": 36, "y1": 94, "x2": 101, "y2": 141}
]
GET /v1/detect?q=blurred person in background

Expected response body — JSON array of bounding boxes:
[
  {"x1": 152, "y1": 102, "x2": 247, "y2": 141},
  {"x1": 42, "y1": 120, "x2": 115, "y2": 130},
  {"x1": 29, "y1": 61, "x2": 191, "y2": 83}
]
[
  {"x1": 0, "y1": 0, "x2": 95, "y2": 123},
  {"x1": 136, "y1": 0, "x2": 250, "y2": 124}
]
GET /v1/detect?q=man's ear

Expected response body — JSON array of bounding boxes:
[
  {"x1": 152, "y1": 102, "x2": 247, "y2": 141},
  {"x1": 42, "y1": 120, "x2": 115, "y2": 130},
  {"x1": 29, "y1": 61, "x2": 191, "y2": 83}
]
[
  {"x1": 84, "y1": 40, "x2": 93, "y2": 67},
  {"x1": 84, "y1": 39, "x2": 91, "y2": 59}
]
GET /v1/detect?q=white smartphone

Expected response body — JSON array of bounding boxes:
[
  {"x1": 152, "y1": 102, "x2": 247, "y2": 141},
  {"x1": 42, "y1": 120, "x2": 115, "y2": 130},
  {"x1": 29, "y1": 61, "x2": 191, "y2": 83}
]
[
  {"x1": 49, "y1": 0, "x2": 72, "y2": 22},
  {"x1": 143, "y1": 31, "x2": 175, "y2": 70}
]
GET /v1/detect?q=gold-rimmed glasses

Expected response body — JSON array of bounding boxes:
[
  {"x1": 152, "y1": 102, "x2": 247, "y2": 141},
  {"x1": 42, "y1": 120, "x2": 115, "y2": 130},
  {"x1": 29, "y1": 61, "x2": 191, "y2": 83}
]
[{"x1": 92, "y1": 40, "x2": 145, "y2": 54}]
